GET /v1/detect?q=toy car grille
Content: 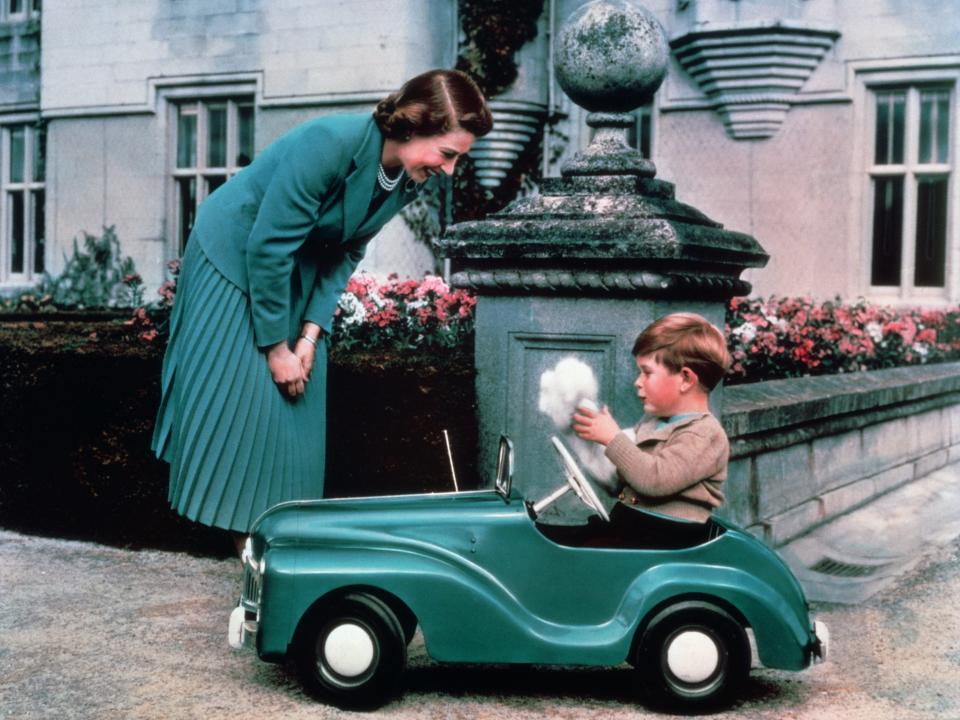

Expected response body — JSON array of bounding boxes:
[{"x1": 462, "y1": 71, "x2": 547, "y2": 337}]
[{"x1": 241, "y1": 561, "x2": 261, "y2": 611}]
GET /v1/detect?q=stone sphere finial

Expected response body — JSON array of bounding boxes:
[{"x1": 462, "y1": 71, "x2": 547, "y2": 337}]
[{"x1": 555, "y1": 0, "x2": 669, "y2": 113}]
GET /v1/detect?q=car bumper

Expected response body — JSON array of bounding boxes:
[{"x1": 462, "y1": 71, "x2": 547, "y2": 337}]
[
  {"x1": 228, "y1": 604, "x2": 258, "y2": 651},
  {"x1": 811, "y1": 619, "x2": 830, "y2": 663}
]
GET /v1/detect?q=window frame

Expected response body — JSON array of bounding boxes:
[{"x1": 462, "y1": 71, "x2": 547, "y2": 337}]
[
  {"x1": 0, "y1": 119, "x2": 45, "y2": 286},
  {"x1": 164, "y1": 88, "x2": 255, "y2": 257},
  {"x1": 2, "y1": 0, "x2": 40, "y2": 23},
  {"x1": 630, "y1": 103, "x2": 654, "y2": 160},
  {"x1": 855, "y1": 63, "x2": 959, "y2": 305}
]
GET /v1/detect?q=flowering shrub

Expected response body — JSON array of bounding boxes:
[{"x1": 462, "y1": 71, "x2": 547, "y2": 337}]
[
  {"x1": 127, "y1": 259, "x2": 180, "y2": 342},
  {"x1": 0, "y1": 291, "x2": 55, "y2": 313},
  {"x1": 726, "y1": 296, "x2": 960, "y2": 385},
  {"x1": 128, "y1": 269, "x2": 960, "y2": 384},
  {"x1": 0, "y1": 228, "x2": 145, "y2": 313},
  {"x1": 45, "y1": 227, "x2": 145, "y2": 309},
  {"x1": 332, "y1": 272, "x2": 476, "y2": 352}
]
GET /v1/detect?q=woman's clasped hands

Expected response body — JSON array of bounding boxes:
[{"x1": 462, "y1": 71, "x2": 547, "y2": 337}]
[{"x1": 268, "y1": 324, "x2": 321, "y2": 398}]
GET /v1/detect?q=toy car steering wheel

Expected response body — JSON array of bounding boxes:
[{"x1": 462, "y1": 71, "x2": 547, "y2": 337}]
[{"x1": 550, "y1": 436, "x2": 610, "y2": 521}]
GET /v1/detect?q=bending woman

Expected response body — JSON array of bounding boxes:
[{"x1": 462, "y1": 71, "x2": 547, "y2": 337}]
[{"x1": 152, "y1": 69, "x2": 491, "y2": 548}]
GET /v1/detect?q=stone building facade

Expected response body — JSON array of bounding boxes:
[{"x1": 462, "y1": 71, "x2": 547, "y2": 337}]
[{"x1": 0, "y1": 0, "x2": 956, "y2": 305}]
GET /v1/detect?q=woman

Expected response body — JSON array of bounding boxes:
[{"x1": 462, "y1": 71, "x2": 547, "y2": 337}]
[{"x1": 151, "y1": 69, "x2": 492, "y2": 550}]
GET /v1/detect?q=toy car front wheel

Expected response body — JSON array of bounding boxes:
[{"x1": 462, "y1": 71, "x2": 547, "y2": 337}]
[
  {"x1": 635, "y1": 601, "x2": 749, "y2": 710},
  {"x1": 295, "y1": 593, "x2": 406, "y2": 709}
]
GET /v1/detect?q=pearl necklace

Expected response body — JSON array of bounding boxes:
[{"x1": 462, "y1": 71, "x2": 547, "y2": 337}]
[{"x1": 377, "y1": 163, "x2": 403, "y2": 192}]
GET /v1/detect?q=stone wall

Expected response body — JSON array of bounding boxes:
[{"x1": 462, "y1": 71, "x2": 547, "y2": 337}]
[
  {"x1": 41, "y1": 0, "x2": 455, "y2": 113},
  {"x1": 720, "y1": 362, "x2": 960, "y2": 546},
  {"x1": 38, "y1": 0, "x2": 456, "y2": 289},
  {"x1": 32, "y1": 0, "x2": 959, "y2": 300},
  {"x1": 552, "y1": 0, "x2": 960, "y2": 302}
]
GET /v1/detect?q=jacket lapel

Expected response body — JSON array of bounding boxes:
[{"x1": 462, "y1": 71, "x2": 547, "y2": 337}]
[{"x1": 340, "y1": 118, "x2": 382, "y2": 242}]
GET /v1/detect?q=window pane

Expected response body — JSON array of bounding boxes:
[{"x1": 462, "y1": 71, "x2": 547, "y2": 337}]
[
  {"x1": 9, "y1": 191, "x2": 24, "y2": 274},
  {"x1": 9, "y1": 126, "x2": 25, "y2": 182},
  {"x1": 875, "y1": 95, "x2": 888, "y2": 163},
  {"x1": 914, "y1": 178, "x2": 948, "y2": 287},
  {"x1": 32, "y1": 189, "x2": 44, "y2": 273},
  {"x1": 870, "y1": 176, "x2": 903, "y2": 285},
  {"x1": 177, "y1": 110, "x2": 197, "y2": 168},
  {"x1": 237, "y1": 104, "x2": 254, "y2": 167},
  {"x1": 639, "y1": 111, "x2": 651, "y2": 159},
  {"x1": 919, "y1": 93, "x2": 933, "y2": 164},
  {"x1": 206, "y1": 174, "x2": 226, "y2": 197},
  {"x1": 207, "y1": 104, "x2": 227, "y2": 167},
  {"x1": 936, "y1": 91, "x2": 950, "y2": 164},
  {"x1": 177, "y1": 177, "x2": 196, "y2": 252},
  {"x1": 919, "y1": 90, "x2": 950, "y2": 164},
  {"x1": 32, "y1": 125, "x2": 45, "y2": 182},
  {"x1": 874, "y1": 91, "x2": 905, "y2": 165},
  {"x1": 10, "y1": 0, "x2": 24, "y2": 13},
  {"x1": 627, "y1": 107, "x2": 652, "y2": 159},
  {"x1": 892, "y1": 93, "x2": 905, "y2": 163}
]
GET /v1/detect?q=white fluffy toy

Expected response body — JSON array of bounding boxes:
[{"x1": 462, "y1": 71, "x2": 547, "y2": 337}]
[{"x1": 537, "y1": 357, "x2": 623, "y2": 494}]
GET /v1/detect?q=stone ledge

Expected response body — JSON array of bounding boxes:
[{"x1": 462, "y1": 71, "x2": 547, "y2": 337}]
[
  {"x1": 746, "y1": 446, "x2": 954, "y2": 547},
  {"x1": 723, "y1": 362, "x2": 960, "y2": 450}
]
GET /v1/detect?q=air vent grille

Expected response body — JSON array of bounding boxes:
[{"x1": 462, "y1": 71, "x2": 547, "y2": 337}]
[{"x1": 809, "y1": 557, "x2": 888, "y2": 578}]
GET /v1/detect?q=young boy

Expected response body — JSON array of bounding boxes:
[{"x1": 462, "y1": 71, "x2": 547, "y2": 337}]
[{"x1": 572, "y1": 312, "x2": 731, "y2": 524}]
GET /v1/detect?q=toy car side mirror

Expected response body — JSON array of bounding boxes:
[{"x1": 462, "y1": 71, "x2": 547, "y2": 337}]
[{"x1": 494, "y1": 435, "x2": 514, "y2": 501}]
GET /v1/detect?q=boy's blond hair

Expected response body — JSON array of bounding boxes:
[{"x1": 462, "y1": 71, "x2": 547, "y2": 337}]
[{"x1": 632, "y1": 312, "x2": 731, "y2": 391}]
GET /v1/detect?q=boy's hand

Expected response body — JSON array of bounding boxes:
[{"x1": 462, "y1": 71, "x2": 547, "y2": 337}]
[{"x1": 572, "y1": 405, "x2": 621, "y2": 446}]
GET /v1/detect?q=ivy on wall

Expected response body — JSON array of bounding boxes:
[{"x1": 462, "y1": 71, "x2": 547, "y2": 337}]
[
  {"x1": 456, "y1": 0, "x2": 544, "y2": 97},
  {"x1": 402, "y1": 0, "x2": 545, "y2": 248},
  {"x1": 452, "y1": 0, "x2": 546, "y2": 223}
]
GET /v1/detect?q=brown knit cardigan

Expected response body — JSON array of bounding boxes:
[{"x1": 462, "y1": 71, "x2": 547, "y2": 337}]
[{"x1": 604, "y1": 413, "x2": 729, "y2": 523}]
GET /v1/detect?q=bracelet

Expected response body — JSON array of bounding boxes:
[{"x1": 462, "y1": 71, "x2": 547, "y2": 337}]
[{"x1": 300, "y1": 334, "x2": 318, "y2": 347}]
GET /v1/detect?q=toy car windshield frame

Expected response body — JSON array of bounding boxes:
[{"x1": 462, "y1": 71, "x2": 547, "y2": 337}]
[{"x1": 494, "y1": 435, "x2": 514, "y2": 501}]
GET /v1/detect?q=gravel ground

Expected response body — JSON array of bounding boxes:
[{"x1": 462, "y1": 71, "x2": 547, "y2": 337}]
[{"x1": 1, "y1": 528, "x2": 958, "y2": 720}]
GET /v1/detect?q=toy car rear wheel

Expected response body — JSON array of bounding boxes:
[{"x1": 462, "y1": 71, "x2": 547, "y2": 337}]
[
  {"x1": 635, "y1": 601, "x2": 749, "y2": 710},
  {"x1": 295, "y1": 593, "x2": 406, "y2": 709}
]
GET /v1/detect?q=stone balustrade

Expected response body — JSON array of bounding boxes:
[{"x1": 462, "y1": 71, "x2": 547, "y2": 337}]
[{"x1": 721, "y1": 362, "x2": 960, "y2": 545}]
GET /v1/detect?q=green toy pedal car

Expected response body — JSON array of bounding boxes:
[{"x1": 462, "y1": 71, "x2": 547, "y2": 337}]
[{"x1": 229, "y1": 436, "x2": 828, "y2": 710}]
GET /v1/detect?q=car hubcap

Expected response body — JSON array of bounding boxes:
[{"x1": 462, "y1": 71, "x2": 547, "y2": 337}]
[
  {"x1": 322, "y1": 622, "x2": 376, "y2": 680},
  {"x1": 665, "y1": 629, "x2": 721, "y2": 685}
]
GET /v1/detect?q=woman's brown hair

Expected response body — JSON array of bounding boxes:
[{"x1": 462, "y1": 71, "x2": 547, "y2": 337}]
[{"x1": 374, "y1": 69, "x2": 493, "y2": 140}]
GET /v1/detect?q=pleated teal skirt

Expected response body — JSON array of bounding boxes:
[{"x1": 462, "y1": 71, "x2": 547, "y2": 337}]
[{"x1": 151, "y1": 240, "x2": 326, "y2": 532}]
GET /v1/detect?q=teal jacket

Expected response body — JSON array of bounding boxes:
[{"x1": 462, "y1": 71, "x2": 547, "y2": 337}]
[{"x1": 194, "y1": 112, "x2": 421, "y2": 348}]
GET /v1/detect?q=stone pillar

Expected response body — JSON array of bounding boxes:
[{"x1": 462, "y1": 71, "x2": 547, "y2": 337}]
[{"x1": 438, "y1": 0, "x2": 768, "y2": 522}]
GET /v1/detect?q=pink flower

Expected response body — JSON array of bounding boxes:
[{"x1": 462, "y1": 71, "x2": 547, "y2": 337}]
[
  {"x1": 415, "y1": 275, "x2": 450, "y2": 299},
  {"x1": 157, "y1": 279, "x2": 177, "y2": 306}
]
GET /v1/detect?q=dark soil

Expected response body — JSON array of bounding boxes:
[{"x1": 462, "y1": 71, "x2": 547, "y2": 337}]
[{"x1": 0, "y1": 317, "x2": 478, "y2": 556}]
